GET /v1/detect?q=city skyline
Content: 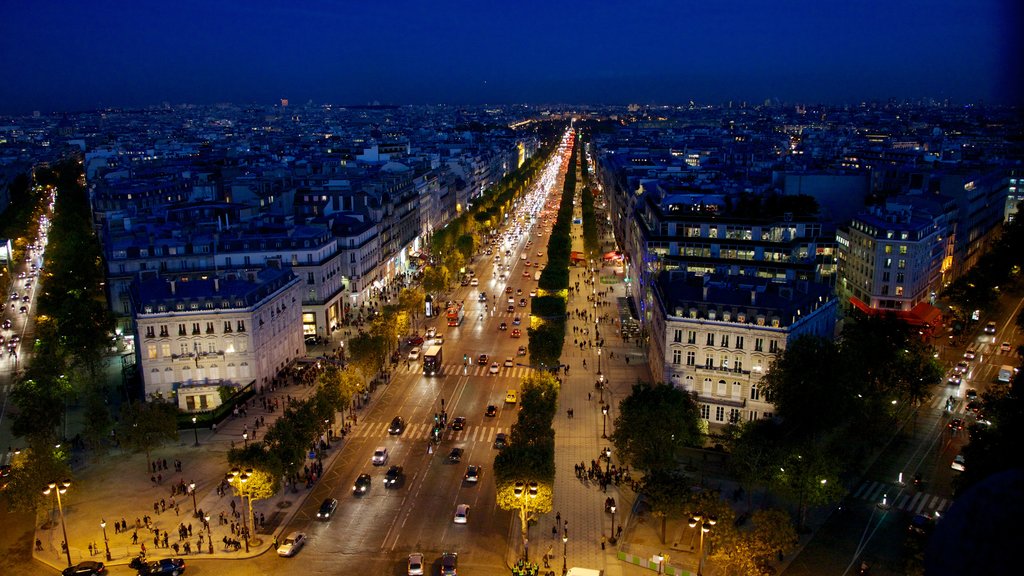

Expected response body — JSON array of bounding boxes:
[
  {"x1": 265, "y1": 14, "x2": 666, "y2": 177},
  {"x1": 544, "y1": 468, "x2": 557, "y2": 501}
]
[{"x1": 1, "y1": 0, "x2": 1019, "y2": 115}]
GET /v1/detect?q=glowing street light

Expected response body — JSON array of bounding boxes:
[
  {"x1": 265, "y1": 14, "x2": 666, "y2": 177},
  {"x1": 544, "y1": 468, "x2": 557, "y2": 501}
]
[{"x1": 43, "y1": 480, "x2": 73, "y2": 567}]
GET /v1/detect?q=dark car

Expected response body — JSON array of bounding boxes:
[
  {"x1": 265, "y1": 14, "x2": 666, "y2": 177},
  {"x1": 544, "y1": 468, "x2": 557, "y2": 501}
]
[
  {"x1": 507, "y1": 304, "x2": 515, "y2": 313},
  {"x1": 388, "y1": 416, "x2": 406, "y2": 435},
  {"x1": 316, "y1": 498, "x2": 338, "y2": 520},
  {"x1": 353, "y1": 473, "x2": 372, "y2": 495},
  {"x1": 384, "y1": 465, "x2": 403, "y2": 488},
  {"x1": 499, "y1": 322, "x2": 507, "y2": 331},
  {"x1": 441, "y1": 552, "x2": 458, "y2": 576},
  {"x1": 494, "y1": 432, "x2": 508, "y2": 449},
  {"x1": 448, "y1": 447, "x2": 464, "y2": 463},
  {"x1": 477, "y1": 354, "x2": 488, "y2": 365},
  {"x1": 62, "y1": 561, "x2": 106, "y2": 576},
  {"x1": 406, "y1": 334, "x2": 424, "y2": 347},
  {"x1": 485, "y1": 405, "x2": 497, "y2": 417},
  {"x1": 450, "y1": 416, "x2": 466, "y2": 431},
  {"x1": 464, "y1": 465, "x2": 481, "y2": 483},
  {"x1": 908, "y1": 513, "x2": 936, "y2": 537},
  {"x1": 136, "y1": 558, "x2": 186, "y2": 575},
  {"x1": 948, "y1": 418, "x2": 964, "y2": 431}
]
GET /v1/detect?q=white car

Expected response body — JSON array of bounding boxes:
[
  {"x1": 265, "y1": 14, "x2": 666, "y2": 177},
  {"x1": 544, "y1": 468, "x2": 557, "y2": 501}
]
[
  {"x1": 504, "y1": 357, "x2": 514, "y2": 368},
  {"x1": 489, "y1": 362, "x2": 500, "y2": 375},
  {"x1": 408, "y1": 347, "x2": 421, "y2": 361},
  {"x1": 951, "y1": 453, "x2": 966, "y2": 472},
  {"x1": 470, "y1": 278, "x2": 479, "y2": 286},
  {"x1": 453, "y1": 503, "x2": 470, "y2": 524},
  {"x1": 407, "y1": 552, "x2": 425, "y2": 575},
  {"x1": 276, "y1": 531, "x2": 306, "y2": 557},
  {"x1": 372, "y1": 447, "x2": 389, "y2": 466}
]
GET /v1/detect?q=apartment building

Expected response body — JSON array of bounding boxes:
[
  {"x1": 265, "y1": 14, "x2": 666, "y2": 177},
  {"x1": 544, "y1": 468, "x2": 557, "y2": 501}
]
[{"x1": 131, "y1": 265, "x2": 303, "y2": 412}]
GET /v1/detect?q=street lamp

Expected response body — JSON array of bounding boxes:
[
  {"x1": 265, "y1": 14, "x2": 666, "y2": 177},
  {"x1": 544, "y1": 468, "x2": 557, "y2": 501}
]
[
  {"x1": 562, "y1": 529, "x2": 569, "y2": 576},
  {"x1": 189, "y1": 481, "x2": 198, "y2": 517},
  {"x1": 204, "y1": 514, "x2": 213, "y2": 554},
  {"x1": 688, "y1": 512, "x2": 717, "y2": 576},
  {"x1": 191, "y1": 416, "x2": 199, "y2": 447},
  {"x1": 601, "y1": 404, "x2": 609, "y2": 439},
  {"x1": 43, "y1": 479, "x2": 72, "y2": 567},
  {"x1": 225, "y1": 469, "x2": 251, "y2": 552},
  {"x1": 609, "y1": 505, "x2": 617, "y2": 544},
  {"x1": 604, "y1": 447, "x2": 612, "y2": 476},
  {"x1": 597, "y1": 346, "x2": 602, "y2": 377},
  {"x1": 513, "y1": 481, "x2": 538, "y2": 561},
  {"x1": 100, "y1": 519, "x2": 111, "y2": 561},
  {"x1": 242, "y1": 432, "x2": 248, "y2": 448}
]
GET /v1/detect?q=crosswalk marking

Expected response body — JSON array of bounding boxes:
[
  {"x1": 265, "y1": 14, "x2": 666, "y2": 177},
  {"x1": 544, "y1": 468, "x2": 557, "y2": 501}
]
[
  {"x1": 406, "y1": 363, "x2": 536, "y2": 378},
  {"x1": 348, "y1": 423, "x2": 506, "y2": 442},
  {"x1": 851, "y1": 480, "x2": 951, "y2": 515}
]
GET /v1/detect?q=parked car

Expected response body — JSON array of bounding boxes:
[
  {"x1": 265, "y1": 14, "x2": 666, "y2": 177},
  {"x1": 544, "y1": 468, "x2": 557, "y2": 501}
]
[
  {"x1": 276, "y1": 532, "x2": 306, "y2": 557},
  {"x1": 62, "y1": 561, "x2": 106, "y2": 576},
  {"x1": 136, "y1": 558, "x2": 185, "y2": 575}
]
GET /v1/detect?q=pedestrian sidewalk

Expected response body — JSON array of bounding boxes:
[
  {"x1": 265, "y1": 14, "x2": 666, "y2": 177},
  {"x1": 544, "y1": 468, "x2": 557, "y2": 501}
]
[{"x1": 32, "y1": 366, "x2": 384, "y2": 572}]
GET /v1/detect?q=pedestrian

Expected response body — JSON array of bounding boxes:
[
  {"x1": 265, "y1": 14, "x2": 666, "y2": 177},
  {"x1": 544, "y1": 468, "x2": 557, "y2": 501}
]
[
  {"x1": 601, "y1": 535, "x2": 606, "y2": 550},
  {"x1": 552, "y1": 525, "x2": 558, "y2": 539},
  {"x1": 132, "y1": 531, "x2": 139, "y2": 544},
  {"x1": 140, "y1": 542, "x2": 147, "y2": 556}
]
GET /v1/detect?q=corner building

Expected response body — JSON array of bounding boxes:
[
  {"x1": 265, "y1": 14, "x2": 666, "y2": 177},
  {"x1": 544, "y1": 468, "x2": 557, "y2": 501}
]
[{"x1": 131, "y1": 266, "x2": 304, "y2": 411}]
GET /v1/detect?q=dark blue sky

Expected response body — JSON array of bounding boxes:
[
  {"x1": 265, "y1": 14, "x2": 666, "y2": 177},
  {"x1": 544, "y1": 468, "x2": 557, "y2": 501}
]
[{"x1": 0, "y1": 0, "x2": 1018, "y2": 114}]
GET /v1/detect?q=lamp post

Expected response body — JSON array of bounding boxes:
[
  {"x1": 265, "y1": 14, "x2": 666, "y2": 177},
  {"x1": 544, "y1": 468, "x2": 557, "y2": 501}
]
[
  {"x1": 44, "y1": 479, "x2": 72, "y2": 567},
  {"x1": 225, "y1": 469, "x2": 251, "y2": 552},
  {"x1": 604, "y1": 447, "x2": 612, "y2": 476},
  {"x1": 601, "y1": 404, "x2": 609, "y2": 439},
  {"x1": 324, "y1": 419, "x2": 330, "y2": 447},
  {"x1": 562, "y1": 530, "x2": 568, "y2": 576},
  {"x1": 100, "y1": 519, "x2": 111, "y2": 561},
  {"x1": 688, "y1": 512, "x2": 717, "y2": 576},
  {"x1": 191, "y1": 416, "x2": 199, "y2": 447},
  {"x1": 597, "y1": 346, "x2": 602, "y2": 378},
  {"x1": 189, "y1": 481, "x2": 198, "y2": 517},
  {"x1": 242, "y1": 432, "x2": 248, "y2": 448}
]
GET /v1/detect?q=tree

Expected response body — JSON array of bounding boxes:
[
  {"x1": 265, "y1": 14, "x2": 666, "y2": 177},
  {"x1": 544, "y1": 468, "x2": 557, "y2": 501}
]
[
  {"x1": 726, "y1": 419, "x2": 784, "y2": 511},
  {"x1": 118, "y1": 401, "x2": 180, "y2": 472},
  {"x1": 422, "y1": 266, "x2": 450, "y2": 294},
  {"x1": 455, "y1": 234, "x2": 478, "y2": 260},
  {"x1": 641, "y1": 470, "x2": 692, "y2": 544},
  {"x1": 611, "y1": 382, "x2": 702, "y2": 475},
  {"x1": 708, "y1": 508, "x2": 797, "y2": 576},
  {"x1": 10, "y1": 378, "x2": 65, "y2": 444},
  {"x1": 769, "y1": 444, "x2": 844, "y2": 532},
  {"x1": 398, "y1": 287, "x2": 425, "y2": 323},
  {"x1": 2, "y1": 439, "x2": 72, "y2": 513},
  {"x1": 495, "y1": 479, "x2": 553, "y2": 557},
  {"x1": 225, "y1": 466, "x2": 278, "y2": 543}
]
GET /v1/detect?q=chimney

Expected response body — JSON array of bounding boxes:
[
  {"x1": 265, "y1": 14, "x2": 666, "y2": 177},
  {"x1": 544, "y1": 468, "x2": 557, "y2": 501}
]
[
  {"x1": 170, "y1": 280, "x2": 176, "y2": 295},
  {"x1": 214, "y1": 278, "x2": 220, "y2": 292},
  {"x1": 750, "y1": 289, "x2": 756, "y2": 305}
]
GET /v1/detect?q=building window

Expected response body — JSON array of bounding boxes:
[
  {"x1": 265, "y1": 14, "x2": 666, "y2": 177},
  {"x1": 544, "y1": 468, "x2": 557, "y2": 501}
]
[
  {"x1": 720, "y1": 334, "x2": 729, "y2": 348},
  {"x1": 686, "y1": 351, "x2": 696, "y2": 366},
  {"x1": 703, "y1": 377, "x2": 712, "y2": 392},
  {"x1": 715, "y1": 406, "x2": 725, "y2": 422},
  {"x1": 898, "y1": 259, "x2": 906, "y2": 269},
  {"x1": 750, "y1": 385, "x2": 760, "y2": 400},
  {"x1": 735, "y1": 336, "x2": 744, "y2": 350},
  {"x1": 237, "y1": 320, "x2": 246, "y2": 332},
  {"x1": 178, "y1": 324, "x2": 187, "y2": 336},
  {"x1": 717, "y1": 380, "x2": 727, "y2": 395},
  {"x1": 754, "y1": 338, "x2": 764, "y2": 352},
  {"x1": 687, "y1": 331, "x2": 697, "y2": 344},
  {"x1": 700, "y1": 404, "x2": 710, "y2": 419},
  {"x1": 705, "y1": 355, "x2": 714, "y2": 368},
  {"x1": 673, "y1": 329, "x2": 682, "y2": 343},
  {"x1": 145, "y1": 327, "x2": 155, "y2": 338},
  {"x1": 161, "y1": 344, "x2": 171, "y2": 357},
  {"x1": 672, "y1": 350, "x2": 681, "y2": 365},
  {"x1": 706, "y1": 333, "x2": 715, "y2": 346},
  {"x1": 206, "y1": 322, "x2": 214, "y2": 334},
  {"x1": 734, "y1": 358, "x2": 743, "y2": 372},
  {"x1": 769, "y1": 340, "x2": 780, "y2": 353},
  {"x1": 224, "y1": 321, "x2": 232, "y2": 333},
  {"x1": 146, "y1": 345, "x2": 157, "y2": 360},
  {"x1": 192, "y1": 323, "x2": 201, "y2": 335}
]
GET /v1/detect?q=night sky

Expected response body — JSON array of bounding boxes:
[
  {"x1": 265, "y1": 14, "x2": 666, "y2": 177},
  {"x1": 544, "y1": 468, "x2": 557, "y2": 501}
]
[{"x1": 0, "y1": 0, "x2": 1018, "y2": 114}]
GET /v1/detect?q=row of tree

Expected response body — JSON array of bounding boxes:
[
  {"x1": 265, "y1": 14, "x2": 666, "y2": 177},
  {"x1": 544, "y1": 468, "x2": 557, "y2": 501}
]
[
  {"x1": 423, "y1": 132, "x2": 563, "y2": 296},
  {"x1": 5, "y1": 155, "x2": 117, "y2": 511},
  {"x1": 527, "y1": 132, "x2": 578, "y2": 369},
  {"x1": 578, "y1": 132, "x2": 600, "y2": 260}
]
